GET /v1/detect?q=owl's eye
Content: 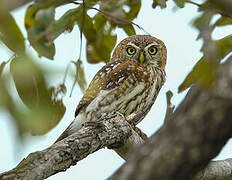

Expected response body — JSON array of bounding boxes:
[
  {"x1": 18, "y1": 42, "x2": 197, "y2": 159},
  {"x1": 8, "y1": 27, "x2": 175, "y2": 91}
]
[
  {"x1": 148, "y1": 46, "x2": 157, "y2": 55},
  {"x1": 126, "y1": 47, "x2": 136, "y2": 55}
]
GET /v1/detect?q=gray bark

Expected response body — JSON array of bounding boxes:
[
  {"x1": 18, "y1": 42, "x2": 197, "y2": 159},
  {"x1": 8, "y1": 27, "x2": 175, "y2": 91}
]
[{"x1": 194, "y1": 159, "x2": 232, "y2": 180}]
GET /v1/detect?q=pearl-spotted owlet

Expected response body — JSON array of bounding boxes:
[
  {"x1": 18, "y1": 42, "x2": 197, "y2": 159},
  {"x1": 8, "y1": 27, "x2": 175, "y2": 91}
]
[{"x1": 56, "y1": 35, "x2": 167, "y2": 143}]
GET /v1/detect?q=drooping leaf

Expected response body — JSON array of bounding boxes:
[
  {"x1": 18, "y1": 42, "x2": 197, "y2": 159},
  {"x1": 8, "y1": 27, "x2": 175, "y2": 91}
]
[
  {"x1": 173, "y1": 0, "x2": 187, "y2": 8},
  {"x1": 122, "y1": 24, "x2": 136, "y2": 36},
  {"x1": 215, "y1": 16, "x2": 232, "y2": 26},
  {"x1": 72, "y1": 60, "x2": 87, "y2": 93},
  {"x1": 0, "y1": 13, "x2": 25, "y2": 54},
  {"x1": 178, "y1": 58, "x2": 218, "y2": 93},
  {"x1": 152, "y1": 0, "x2": 167, "y2": 9},
  {"x1": 10, "y1": 55, "x2": 66, "y2": 134},
  {"x1": 10, "y1": 55, "x2": 47, "y2": 109}
]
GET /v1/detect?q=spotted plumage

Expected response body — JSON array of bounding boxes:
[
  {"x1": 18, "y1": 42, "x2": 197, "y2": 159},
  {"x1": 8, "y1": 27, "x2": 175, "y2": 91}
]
[{"x1": 56, "y1": 35, "x2": 167, "y2": 142}]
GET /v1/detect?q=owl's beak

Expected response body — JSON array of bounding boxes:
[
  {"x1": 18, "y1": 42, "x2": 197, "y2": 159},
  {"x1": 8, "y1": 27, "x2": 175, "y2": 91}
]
[{"x1": 139, "y1": 53, "x2": 145, "y2": 64}]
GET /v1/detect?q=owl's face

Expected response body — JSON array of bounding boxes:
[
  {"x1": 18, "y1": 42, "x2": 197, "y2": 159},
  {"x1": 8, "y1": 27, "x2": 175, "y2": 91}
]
[{"x1": 111, "y1": 35, "x2": 167, "y2": 69}]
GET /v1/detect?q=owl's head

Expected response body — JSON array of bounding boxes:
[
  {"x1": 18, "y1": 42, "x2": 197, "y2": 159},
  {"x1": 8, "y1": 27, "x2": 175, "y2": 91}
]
[{"x1": 111, "y1": 35, "x2": 167, "y2": 69}]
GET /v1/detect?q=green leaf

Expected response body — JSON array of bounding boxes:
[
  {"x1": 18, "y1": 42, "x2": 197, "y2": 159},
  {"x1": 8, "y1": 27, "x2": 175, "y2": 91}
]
[
  {"x1": 122, "y1": 24, "x2": 136, "y2": 36},
  {"x1": 125, "y1": 0, "x2": 141, "y2": 21},
  {"x1": 10, "y1": 55, "x2": 66, "y2": 134},
  {"x1": 10, "y1": 55, "x2": 48, "y2": 109},
  {"x1": 75, "y1": 7, "x2": 96, "y2": 42},
  {"x1": 215, "y1": 35, "x2": 232, "y2": 59},
  {"x1": 215, "y1": 16, "x2": 232, "y2": 26},
  {"x1": 173, "y1": 0, "x2": 187, "y2": 8},
  {"x1": 25, "y1": 5, "x2": 82, "y2": 59},
  {"x1": 0, "y1": 13, "x2": 25, "y2": 54},
  {"x1": 25, "y1": 6, "x2": 56, "y2": 59},
  {"x1": 178, "y1": 58, "x2": 218, "y2": 93},
  {"x1": 87, "y1": 31, "x2": 117, "y2": 63}
]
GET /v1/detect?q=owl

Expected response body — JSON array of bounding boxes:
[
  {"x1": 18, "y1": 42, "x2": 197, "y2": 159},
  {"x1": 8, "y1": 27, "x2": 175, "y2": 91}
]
[{"x1": 56, "y1": 35, "x2": 167, "y2": 142}]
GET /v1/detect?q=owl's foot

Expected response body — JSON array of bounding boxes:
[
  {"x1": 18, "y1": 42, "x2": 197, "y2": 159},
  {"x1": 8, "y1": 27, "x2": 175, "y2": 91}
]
[{"x1": 134, "y1": 127, "x2": 147, "y2": 140}]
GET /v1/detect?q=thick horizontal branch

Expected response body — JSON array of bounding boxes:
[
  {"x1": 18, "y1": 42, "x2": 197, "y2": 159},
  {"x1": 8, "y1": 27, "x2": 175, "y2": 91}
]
[
  {"x1": 0, "y1": 113, "x2": 134, "y2": 180},
  {"x1": 109, "y1": 57, "x2": 232, "y2": 180},
  {"x1": 194, "y1": 158, "x2": 232, "y2": 180}
]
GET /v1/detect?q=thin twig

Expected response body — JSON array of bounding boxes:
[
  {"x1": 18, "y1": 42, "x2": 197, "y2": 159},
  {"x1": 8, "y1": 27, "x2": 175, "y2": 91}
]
[
  {"x1": 186, "y1": 0, "x2": 202, "y2": 8},
  {"x1": 71, "y1": 0, "x2": 149, "y2": 35},
  {"x1": 70, "y1": 0, "x2": 86, "y2": 97}
]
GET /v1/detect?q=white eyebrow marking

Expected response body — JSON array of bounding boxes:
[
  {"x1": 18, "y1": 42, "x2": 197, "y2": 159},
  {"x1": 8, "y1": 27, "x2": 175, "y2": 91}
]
[
  {"x1": 144, "y1": 42, "x2": 158, "y2": 51},
  {"x1": 127, "y1": 42, "x2": 140, "y2": 49}
]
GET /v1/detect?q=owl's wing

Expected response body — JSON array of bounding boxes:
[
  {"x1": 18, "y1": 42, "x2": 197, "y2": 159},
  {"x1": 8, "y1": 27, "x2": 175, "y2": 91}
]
[{"x1": 75, "y1": 59, "x2": 150, "y2": 117}]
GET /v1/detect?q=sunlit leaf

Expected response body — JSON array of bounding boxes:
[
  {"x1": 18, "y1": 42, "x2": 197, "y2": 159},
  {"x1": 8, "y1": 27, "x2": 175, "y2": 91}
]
[
  {"x1": 0, "y1": 13, "x2": 25, "y2": 54},
  {"x1": 178, "y1": 58, "x2": 218, "y2": 93}
]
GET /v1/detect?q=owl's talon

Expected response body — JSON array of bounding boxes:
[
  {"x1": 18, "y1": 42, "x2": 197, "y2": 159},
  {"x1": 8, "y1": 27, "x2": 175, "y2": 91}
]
[{"x1": 134, "y1": 127, "x2": 147, "y2": 140}]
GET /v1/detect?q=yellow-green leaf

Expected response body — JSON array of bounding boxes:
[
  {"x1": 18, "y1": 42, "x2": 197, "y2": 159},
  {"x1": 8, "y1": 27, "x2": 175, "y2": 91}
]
[
  {"x1": 178, "y1": 58, "x2": 218, "y2": 93},
  {"x1": 10, "y1": 55, "x2": 66, "y2": 135},
  {"x1": 0, "y1": 13, "x2": 25, "y2": 54},
  {"x1": 215, "y1": 35, "x2": 232, "y2": 59},
  {"x1": 215, "y1": 16, "x2": 232, "y2": 26},
  {"x1": 122, "y1": 24, "x2": 136, "y2": 36}
]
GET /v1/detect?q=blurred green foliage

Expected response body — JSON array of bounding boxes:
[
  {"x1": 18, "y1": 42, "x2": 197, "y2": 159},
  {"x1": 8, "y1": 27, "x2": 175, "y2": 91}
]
[{"x1": 0, "y1": 0, "x2": 231, "y2": 136}]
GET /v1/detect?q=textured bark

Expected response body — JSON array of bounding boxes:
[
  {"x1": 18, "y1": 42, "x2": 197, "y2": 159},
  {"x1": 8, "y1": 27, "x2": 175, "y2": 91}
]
[
  {"x1": 109, "y1": 57, "x2": 232, "y2": 180},
  {"x1": 0, "y1": 113, "x2": 136, "y2": 180},
  {"x1": 194, "y1": 158, "x2": 232, "y2": 180}
]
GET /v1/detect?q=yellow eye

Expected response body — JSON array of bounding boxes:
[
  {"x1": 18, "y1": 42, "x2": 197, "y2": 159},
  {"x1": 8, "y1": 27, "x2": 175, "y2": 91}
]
[
  {"x1": 126, "y1": 47, "x2": 136, "y2": 55},
  {"x1": 148, "y1": 46, "x2": 157, "y2": 55}
]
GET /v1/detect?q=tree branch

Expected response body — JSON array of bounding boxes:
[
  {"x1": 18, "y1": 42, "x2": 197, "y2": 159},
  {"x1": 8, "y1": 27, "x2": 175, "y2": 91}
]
[
  {"x1": 0, "y1": 112, "x2": 137, "y2": 180},
  {"x1": 194, "y1": 158, "x2": 232, "y2": 180},
  {"x1": 109, "y1": 57, "x2": 232, "y2": 180}
]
